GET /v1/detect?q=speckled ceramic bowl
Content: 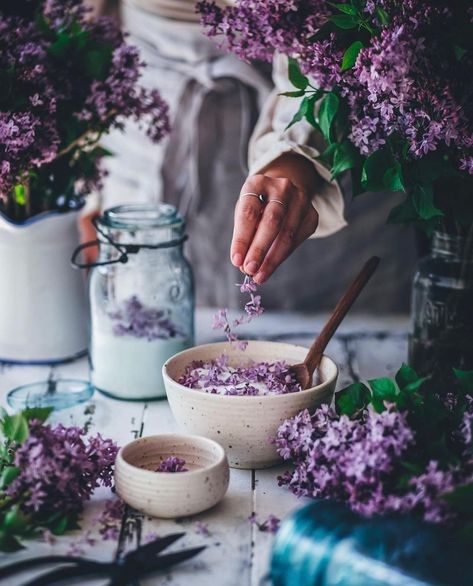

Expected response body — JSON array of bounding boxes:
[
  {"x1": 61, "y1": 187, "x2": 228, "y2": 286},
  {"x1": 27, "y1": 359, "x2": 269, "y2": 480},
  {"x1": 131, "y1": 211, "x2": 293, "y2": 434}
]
[
  {"x1": 163, "y1": 341, "x2": 338, "y2": 469},
  {"x1": 114, "y1": 434, "x2": 229, "y2": 518}
]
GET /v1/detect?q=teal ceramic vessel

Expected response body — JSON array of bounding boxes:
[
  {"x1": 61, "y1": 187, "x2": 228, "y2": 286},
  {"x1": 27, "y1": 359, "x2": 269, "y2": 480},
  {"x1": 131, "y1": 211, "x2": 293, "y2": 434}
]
[{"x1": 271, "y1": 501, "x2": 472, "y2": 586}]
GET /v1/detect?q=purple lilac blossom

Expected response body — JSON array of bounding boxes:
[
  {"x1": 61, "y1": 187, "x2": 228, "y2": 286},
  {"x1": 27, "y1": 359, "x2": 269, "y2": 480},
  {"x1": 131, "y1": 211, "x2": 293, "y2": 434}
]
[
  {"x1": 212, "y1": 275, "x2": 263, "y2": 350},
  {"x1": 95, "y1": 498, "x2": 125, "y2": 541},
  {"x1": 144, "y1": 531, "x2": 159, "y2": 544},
  {"x1": 195, "y1": 521, "x2": 211, "y2": 536},
  {"x1": 275, "y1": 399, "x2": 473, "y2": 524},
  {"x1": 249, "y1": 513, "x2": 281, "y2": 534},
  {"x1": 7, "y1": 420, "x2": 118, "y2": 520},
  {"x1": 197, "y1": 0, "x2": 473, "y2": 177},
  {"x1": 109, "y1": 296, "x2": 182, "y2": 341},
  {"x1": 178, "y1": 353, "x2": 301, "y2": 396},
  {"x1": 0, "y1": 0, "x2": 170, "y2": 202},
  {"x1": 155, "y1": 456, "x2": 188, "y2": 473}
]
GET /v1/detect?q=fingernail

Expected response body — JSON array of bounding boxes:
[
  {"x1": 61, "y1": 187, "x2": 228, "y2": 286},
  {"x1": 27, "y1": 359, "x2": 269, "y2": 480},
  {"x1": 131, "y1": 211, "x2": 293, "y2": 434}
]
[
  {"x1": 232, "y1": 253, "x2": 243, "y2": 266},
  {"x1": 245, "y1": 261, "x2": 259, "y2": 274},
  {"x1": 254, "y1": 272, "x2": 266, "y2": 284}
]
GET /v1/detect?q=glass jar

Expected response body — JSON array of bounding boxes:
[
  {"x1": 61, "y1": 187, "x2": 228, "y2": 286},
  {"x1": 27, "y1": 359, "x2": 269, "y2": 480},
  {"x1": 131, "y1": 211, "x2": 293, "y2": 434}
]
[
  {"x1": 409, "y1": 230, "x2": 473, "y2": 378},
  {"x1": 89, "y1": 204, "x2": 194, "y2": 400}
]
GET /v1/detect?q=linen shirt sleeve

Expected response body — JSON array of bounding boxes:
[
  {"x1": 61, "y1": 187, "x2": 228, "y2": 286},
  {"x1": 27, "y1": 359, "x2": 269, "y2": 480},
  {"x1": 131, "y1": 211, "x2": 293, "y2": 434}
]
[{"x1": 248, "y1": 54, "x2": 347, "y2": 238}]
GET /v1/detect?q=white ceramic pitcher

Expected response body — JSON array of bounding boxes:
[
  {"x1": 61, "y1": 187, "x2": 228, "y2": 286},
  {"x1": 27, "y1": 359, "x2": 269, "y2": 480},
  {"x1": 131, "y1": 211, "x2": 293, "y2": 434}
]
[{"x1": 0, "y1": 209, "x2": 88, "y2": 363}]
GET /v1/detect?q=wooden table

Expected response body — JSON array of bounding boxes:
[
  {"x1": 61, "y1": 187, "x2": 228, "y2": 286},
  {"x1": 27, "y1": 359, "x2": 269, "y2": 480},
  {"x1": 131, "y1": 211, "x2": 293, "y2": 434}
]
[{"x1": 0, "y1": 309, "x2": 408, "y2": 586}]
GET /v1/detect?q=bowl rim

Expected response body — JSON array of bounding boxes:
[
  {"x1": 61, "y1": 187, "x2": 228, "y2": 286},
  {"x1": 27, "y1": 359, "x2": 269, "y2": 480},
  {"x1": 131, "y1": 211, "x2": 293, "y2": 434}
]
[
  {"x1": 116, "y1": 433, "x2": 228, "y2": 478},
  {"x1": 162, "y1": 340, "x2": 338, "y2": 401}
]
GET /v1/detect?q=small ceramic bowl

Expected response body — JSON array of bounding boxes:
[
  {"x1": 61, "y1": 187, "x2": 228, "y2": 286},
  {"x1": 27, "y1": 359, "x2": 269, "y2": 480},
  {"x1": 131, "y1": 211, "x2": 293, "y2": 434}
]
[
  {"x1": 163, "y1": 341, "x2": 338, "y2": 469},
  {"x1": 114, "y1": 434, "x2": 229, "y2": 518}
]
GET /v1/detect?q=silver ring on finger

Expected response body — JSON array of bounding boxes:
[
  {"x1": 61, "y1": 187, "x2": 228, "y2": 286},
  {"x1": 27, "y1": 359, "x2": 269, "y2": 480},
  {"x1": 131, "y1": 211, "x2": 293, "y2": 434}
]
[
  {"x1": 267, "y1": 198, "x2": 288, "y2": 210},
  {"x1": 240, "y1": 192, "x2": 267, "y2": 205}
]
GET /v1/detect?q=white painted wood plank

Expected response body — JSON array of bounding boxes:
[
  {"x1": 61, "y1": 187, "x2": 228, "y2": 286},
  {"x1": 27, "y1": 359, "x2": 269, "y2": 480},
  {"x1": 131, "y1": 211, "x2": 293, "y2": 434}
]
[
  {"x1": 137, "y1": 468, "x2": 254, "y2": 586},
  {"x1": 134, "y1": 400, "x2": 254, "y2": 586},
  {"x1": 250, "y1": 466, "x2": 311, "y2": 586}
]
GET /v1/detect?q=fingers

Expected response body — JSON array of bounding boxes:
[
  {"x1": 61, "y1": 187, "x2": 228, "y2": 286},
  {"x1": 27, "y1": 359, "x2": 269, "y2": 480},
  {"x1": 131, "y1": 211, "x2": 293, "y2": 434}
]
[
  {"x1": 231, "y1": 173, "x2": 319, "y2": 282},
  {"x1": 230, "y1": 175, "x2": 267, "y2": 267},
  {"x1": 254, "y1": 205, "x2": 318, "y2": 283},
  {"x1": 242, "y1": 178, "x2": 294, "y2": 275}
]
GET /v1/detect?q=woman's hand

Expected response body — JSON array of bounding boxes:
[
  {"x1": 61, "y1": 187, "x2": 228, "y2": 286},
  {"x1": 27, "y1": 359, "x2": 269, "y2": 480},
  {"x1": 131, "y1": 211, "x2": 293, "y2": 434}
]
[{"x1": 231, "y1": 153, "x2": 320, "y2": 284}]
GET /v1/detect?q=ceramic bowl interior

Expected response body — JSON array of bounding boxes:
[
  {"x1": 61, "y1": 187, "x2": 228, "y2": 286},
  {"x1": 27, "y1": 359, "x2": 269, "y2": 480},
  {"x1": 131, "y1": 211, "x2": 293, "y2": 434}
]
[
  {"x1": 163, "y1": 341, "x2": 338, "y2": 469},
  {"x1": 115, "y1": 434, "x2": 230, "y2": 519},
  {"x1": 120, "y1": 434, "x2": 224, "y2": 472}
]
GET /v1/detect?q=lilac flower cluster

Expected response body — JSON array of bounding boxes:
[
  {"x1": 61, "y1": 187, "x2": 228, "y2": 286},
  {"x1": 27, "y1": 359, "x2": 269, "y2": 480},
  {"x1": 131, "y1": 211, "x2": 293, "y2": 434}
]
[
  {"x1": 95, "y1": 497, "x2": 125, "y2": 541},
  {"x1": 212, "y1": 275, "x2": 263, "y2": 350},
  {"x1": 249, "y1": 512, "x2": 281, "y2": 534},
  {"x1": 155, "y1": 456, "x2": 188, "y2": 473},
  {"x1": 109, "y1": 296, "x2": 182, "y2": 341},
  {"x1": 7, "y1": 420, "x2": 118, "y2": 520},
  {"x1": 195, "y1": 521, "x2": 211, "y2": 536},
  {"x1": 276, "y1": 401, "x2": 473, "y2": 523},
  {"x1": 179, "y1": 353, "x2": 301, "y2": 396},
  {"x1": 198, "y1": 0, "x2": 473, "y2": 176},
  {"x1": 0, "y1": 0, "x2": 169, "y2": 218}
]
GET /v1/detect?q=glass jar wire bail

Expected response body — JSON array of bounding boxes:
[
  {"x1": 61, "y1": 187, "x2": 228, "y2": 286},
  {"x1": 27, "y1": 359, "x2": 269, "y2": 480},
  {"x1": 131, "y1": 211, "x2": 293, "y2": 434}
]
[{"x1": 71, "y1": 216, "x2": 188, "y2": 269}]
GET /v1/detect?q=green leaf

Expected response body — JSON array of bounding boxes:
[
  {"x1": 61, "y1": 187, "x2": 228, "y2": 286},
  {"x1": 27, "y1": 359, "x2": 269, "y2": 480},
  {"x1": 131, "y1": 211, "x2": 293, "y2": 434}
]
[
  {"x1": 395, "y1": 363, "x2": 419, "y2": 390},
  {"x1": 84, "y1": 48, "x2": 113, "y2": 80},
  {"x1": 361, "y1": 149, "x2": 387, "y2": 191},
  {"x1": 383, "y1": 161, "x2": 405, "y2": 192},
  {"x1": 454, "y1": 369, "x2": 473, "y2": 394},
  {"x1": 285, "y1": 96, "x2": 310, "y2": 130},
  {"x1": 375, "y1": 7, "x2": 390, "y2": 25},
  {"x1": 341, "y1": 41, "x2": 363, "y2": 71},
  {"x1": 412, "y1": 185, "x2": 444, "y2": 221},
  {"x1": 22, "y1": 407, "x2": 53, "y2": 424},
  {"x1": 402, "y1": 378, "x2": 426, "y2": 394},
  {"x1": 304, "y1": 93, "x2": 322, "y2": 129},
  {"x1": 2, "y1": 414, "x2": 29, "y2": 444},
  {"x1": 443, "y1": 482, "x2": 473, "y2": 515},
  {"x1": 454, "y1": 45, "x2": 467, "y2": 62},
  {"x1": 0, "y1": 530, "x2": 24, "y2": 552},
  {"x1": 2, "y1": 505, "x2": 30, "y2": 536},
  {"x1": 288, "y1": 58, "x2": 308, "y2": 90},
  {"x1": 14, "y1": 184, "x2": 26, "y2": 206},
  {"x1": 400, "y1": 460, "x2": 425, "y2": 476},
  {"x1": 0, "y1": 466, "x2": 20, "y2": 490},
  {"x1": 49, "y1": 514, "x2": 70, "y2": 536},
  {"x1": 280, "y1": 90, "x2": 306, "y2": 98},
  {"x1": 318, "y1": 93, "x2": 339, "y2": 143},
  {"x1": 335, "y1": 382, "x2": 371, "y2": 417},
  {"x1": 330, "y1": 14, "x2": 357, "y2": 29},
  {"x1": 331, "y1": 141, "x2": 358, "y2": 179},
  {"x1": 48, "y1": 32, "x2": 73, "y2": 59},
  {"x1": 361, "y1": 148, "x2": 405, "y2": 193},
  {"x1": 91, "y1": 145, "x2": 113, "y2": 158},
  {"x1": 368, "y1": 377, "x2": 398, "y2": 412},
  {"x1": 329, "y1": 3, "x2": 358, "y2": 16}
]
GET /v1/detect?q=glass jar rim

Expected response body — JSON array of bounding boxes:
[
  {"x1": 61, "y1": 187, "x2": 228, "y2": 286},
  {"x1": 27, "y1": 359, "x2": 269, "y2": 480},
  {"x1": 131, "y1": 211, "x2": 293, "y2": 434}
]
[{"x1": 100, "y1": 204, "x2": 183, "y2": 230}]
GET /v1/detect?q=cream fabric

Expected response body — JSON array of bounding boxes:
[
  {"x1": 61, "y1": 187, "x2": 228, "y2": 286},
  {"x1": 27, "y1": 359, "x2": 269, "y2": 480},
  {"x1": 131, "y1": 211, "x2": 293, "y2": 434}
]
[
  {"x1": 125, "y1": 0, "x2": 230, "y2": 21},
  {"x1": 87, "y1": 0, "x2": 231, "y2": 21}
]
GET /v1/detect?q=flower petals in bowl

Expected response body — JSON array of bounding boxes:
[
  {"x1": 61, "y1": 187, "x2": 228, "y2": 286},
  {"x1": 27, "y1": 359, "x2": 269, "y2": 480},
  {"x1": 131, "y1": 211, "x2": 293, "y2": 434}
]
[
  {"x1": 115, "y1": 434, "x2": 229, "y2": 518},
  {"x1": 163, "y1": 341, "x2": 338, "y2": 469}
]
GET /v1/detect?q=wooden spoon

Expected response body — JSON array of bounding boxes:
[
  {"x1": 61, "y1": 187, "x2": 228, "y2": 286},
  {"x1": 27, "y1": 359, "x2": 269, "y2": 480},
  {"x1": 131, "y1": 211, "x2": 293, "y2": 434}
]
[{"x1": 290, "y1": 256, "x2": 380, "y2": 390}]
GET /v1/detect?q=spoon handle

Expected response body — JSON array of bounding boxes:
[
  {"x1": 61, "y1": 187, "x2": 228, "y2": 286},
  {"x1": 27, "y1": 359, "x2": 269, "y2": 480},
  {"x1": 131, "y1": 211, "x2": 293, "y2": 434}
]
[{"x1": 305, "y1": 256, "x2": 380, "y2": 378}]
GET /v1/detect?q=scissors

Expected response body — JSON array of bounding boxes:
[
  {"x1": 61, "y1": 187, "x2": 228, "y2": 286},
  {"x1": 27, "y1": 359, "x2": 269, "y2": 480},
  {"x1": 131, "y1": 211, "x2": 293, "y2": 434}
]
[{"x1": 0, "y1": 532, "x2": 205, "y2": 586}]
